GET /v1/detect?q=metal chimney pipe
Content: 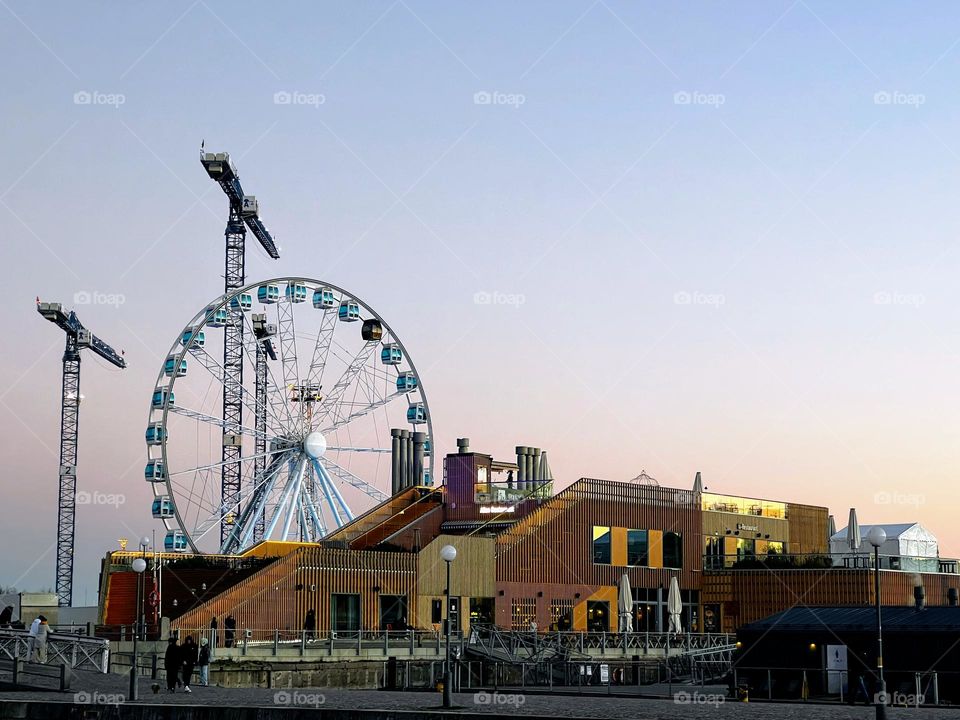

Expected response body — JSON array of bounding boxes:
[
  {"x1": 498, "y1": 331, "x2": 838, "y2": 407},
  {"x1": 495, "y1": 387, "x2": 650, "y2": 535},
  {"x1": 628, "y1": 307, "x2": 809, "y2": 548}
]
[
  {"x1": 391, "y1": 429, "x2": 403, "y2": 494},
  {"x1": 406, "y1": 432, "x2": 415, "y2": 489},
  {"x1": 412, "y1": 431, "x2": 426, "y2": 487},
  {"x1": 516, "y1": 446, "x2": 526, "y2": 490},
  {"x1": 457, "y1": 438, "x2": 470, "y2": 454},
  {"x1": 530, "y1": 448, "x2": 541, "y2": 487},
  {"x1": 948, "y1": 588, "x2": 958, "y2": 607},
  {"x1": 399, "y1": 430, "x2": 410, "y2": 489}
]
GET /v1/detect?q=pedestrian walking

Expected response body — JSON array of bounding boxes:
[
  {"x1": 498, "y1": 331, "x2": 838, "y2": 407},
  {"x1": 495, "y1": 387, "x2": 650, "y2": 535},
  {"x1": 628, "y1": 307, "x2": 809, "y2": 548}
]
[
  {"x1": 197, "y1": 637, "x2": 211, "y2": 686},
  {"x1": 164, "y1": 637, "x2": 181, "y2": 692},
  {"x1": 304, "y1": 609, "x2": 316, "y2": 640},
  {"x1": 180, "y1": 635, "x2": 197, "y2": 692}
]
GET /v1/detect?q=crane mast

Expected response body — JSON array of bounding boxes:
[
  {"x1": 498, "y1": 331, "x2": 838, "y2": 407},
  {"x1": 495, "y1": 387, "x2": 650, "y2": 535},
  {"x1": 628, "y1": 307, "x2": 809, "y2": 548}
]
[
  {"x1": 37, "y1": 301, "x2": 126, "y2": 606},
  {"x1": 201, "y1": 151, "x2": 279, "y2": 543}
]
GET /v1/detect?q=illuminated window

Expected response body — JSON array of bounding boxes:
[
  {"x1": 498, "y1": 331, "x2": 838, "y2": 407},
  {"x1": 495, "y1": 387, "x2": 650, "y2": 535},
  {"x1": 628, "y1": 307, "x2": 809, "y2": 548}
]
[
  {"x1": 593, "y1": 526, "x2": 611, "y2": 564},
  {"x1": 627, "y1": 529, "x2": 648, "y2": 566}
]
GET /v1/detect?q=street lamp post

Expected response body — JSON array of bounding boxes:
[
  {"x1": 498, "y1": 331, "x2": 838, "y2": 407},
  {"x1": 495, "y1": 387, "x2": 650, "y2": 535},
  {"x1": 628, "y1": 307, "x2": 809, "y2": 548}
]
[
  {"x1": 129, "y1": 548, "x2": 148, "y2": 701},
  {"x1": 440, "y1": 544, "x2": 457, "y2": 708},
  {"x1": 867, "y1": 526, "x2": 887, "y2": 720}
]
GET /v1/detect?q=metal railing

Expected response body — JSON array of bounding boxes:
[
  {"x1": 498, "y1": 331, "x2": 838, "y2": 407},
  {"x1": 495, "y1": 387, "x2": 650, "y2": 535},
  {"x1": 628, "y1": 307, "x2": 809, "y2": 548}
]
[
  {"x1": 732, "y1": 666, "x2": 960, "y2": 705},
  {"x1": 0, "y1": 627, "x2": 109, "y2": 673}
]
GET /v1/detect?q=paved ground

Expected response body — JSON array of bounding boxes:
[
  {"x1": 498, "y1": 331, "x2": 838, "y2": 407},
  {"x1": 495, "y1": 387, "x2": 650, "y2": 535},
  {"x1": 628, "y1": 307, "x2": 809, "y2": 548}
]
[{"x1": 1, "y1": 669, "x2": 958, "y2": 719}]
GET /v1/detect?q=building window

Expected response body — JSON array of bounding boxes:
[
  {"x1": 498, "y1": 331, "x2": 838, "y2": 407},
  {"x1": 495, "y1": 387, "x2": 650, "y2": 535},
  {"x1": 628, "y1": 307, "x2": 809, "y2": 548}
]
[
  {"x1": 704, "y1": 536, "x2": 723, "y2": 570},
  {"x1": 511, "y1": 598, "x2": 536, "y2": 631},
  {"x1": 331, "y1": 593, "x2": 360, "y2": 633},
  {"x1": 431, "y1": 599, "x2": 442, "y2": 625},
  {"x1": 735, "y1": 538, "x2": 755, "y2": 561},
  {"x1": 593, "y1": 526, "x2": 611, "y2": 564},
  {"x1": 627, "y1": 529, "x2": 648, "y2": 566},
  {"x1": 379, "y1": 595, "x2": 408, "y2": 631},
  {"x1": 469, "y1": 597, "x2": 494, "y2": 625},
  {"x1": 663, "y1": 532, "x2": 683, "y2": 569},
  {"x1": 550, "y1": 599, "x2": 574, "y2": 631},
  {"x1": 586, "y1": 601, "x2": 609, "y2": 632},
  {"x1": 766, "y1": 541, "x2": 784, "y2": 555}
]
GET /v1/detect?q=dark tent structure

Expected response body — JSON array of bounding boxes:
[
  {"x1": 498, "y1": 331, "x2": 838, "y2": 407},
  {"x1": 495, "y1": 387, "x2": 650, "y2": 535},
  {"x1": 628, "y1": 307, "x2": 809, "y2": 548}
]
[{"x1": 735, "y1": 605, "x2": 960, "y2": 704}]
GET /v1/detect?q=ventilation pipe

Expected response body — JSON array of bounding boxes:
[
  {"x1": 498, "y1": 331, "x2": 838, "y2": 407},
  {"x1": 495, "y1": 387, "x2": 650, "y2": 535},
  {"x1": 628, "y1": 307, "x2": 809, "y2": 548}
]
[
  {"x1": 405, "y1": 432, "x2": 415, "y2": 489},
  {"x1": 457, "y1": 438, "x2": 470, "y2": 454},
  {"x1": 399, "y1": 429, "x2": 410, "y2": 489},
  {"x1": 530, "y1": 448, "x2": 541, "y2": 488},
  {"x1": 412, "y1": 431, "x2": 426, "y2": 487},
  {"x1": 391, "y1": 429, "x2": 403, "y2": 494},
  {"x1": 516, "y1": 447, "x2": 527, "y2": 490}
]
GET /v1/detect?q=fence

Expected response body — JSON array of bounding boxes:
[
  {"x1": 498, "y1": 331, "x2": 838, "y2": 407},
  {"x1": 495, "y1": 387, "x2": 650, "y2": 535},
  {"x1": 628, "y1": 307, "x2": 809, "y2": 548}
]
[
  {"x1": 0, "y1": 627, "x2": 109, "y2": 673},
  {"x1": 733, "y1": 666, "x2": 960, "y2": 705}
]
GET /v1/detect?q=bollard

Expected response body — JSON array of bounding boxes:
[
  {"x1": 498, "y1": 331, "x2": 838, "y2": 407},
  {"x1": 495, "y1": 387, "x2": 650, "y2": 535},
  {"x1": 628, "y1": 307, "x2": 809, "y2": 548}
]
[
  {"x1": 300, "y1": 629, "x2": 306, "y2": 656},
  {"x1": 274, "y1": 630, "x2": 279, "y2": 655},
  {"x1": 932, "y1": 672, "x2": 939, "y2": 705}
]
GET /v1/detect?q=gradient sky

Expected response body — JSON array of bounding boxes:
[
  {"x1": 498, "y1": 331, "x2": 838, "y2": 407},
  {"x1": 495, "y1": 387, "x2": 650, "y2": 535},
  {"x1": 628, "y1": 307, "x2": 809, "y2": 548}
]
[{"x1": 2, "y1": 1, "x2": 960, "y2": 603}]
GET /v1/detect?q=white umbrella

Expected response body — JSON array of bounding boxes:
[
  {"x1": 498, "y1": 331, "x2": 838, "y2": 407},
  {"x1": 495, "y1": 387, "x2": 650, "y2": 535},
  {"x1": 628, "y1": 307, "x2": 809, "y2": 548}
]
[
  {"x1": 667, "y1": 576, "x2": 683, "y2": 635},
  {"x1": 847, "y1": 508, "x2": 861, "y2": 552},
  {"x1": 617, "y1": 573, "x2": 632, "y2": 632}
]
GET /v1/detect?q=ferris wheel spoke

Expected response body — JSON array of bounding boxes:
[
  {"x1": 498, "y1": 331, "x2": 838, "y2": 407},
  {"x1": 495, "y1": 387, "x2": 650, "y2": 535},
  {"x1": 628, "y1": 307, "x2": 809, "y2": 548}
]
[
  {"x1": 306, "y1": 309, "x2": 338, "y2": 389},
  {"x1": 237, "y1": 309, "x2": 298, "y2": 435},
  {"x1": 276, "y1": 297, "x2": 304, "y2": 437},
  {"x1": 180, "y1": 341, "x2": 287, "y2": 437},
  {"x1": 326, "y1": 446, "x2": 391, "y2": 453},
  {"x1": 168, "y1": 447, "x2": 287, "y2": 477},
  {"x1": 319, "y1": 390, "x2": 407, "y2": 434},
  {"x1": 165, "y1": 404, "x2": 280, "y2": 446},
  {"x1": 315, "y1": 340, "x2": 379, "y2": 427},
  {"x1": 319, "y1": 456, "x2": 388, "y2": 503}
]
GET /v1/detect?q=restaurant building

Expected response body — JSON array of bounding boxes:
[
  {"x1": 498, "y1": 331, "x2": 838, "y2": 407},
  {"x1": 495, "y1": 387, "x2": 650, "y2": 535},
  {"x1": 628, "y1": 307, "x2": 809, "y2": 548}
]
[{"x1": 97, "y1": 439, "x2": 960, "y2": 638}]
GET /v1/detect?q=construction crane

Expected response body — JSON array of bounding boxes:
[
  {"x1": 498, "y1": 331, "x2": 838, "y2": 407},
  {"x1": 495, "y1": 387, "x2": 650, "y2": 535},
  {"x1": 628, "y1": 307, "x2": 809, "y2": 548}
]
[
  {"x1": 37, "y1": 300, "x2": 126, "y2": 607},
  {"x1": 251, "y1": 313, "x2": 277, "y2": 543},
  {"x1": 200, "y1": 149, "x2": 279, "y2": 543}
]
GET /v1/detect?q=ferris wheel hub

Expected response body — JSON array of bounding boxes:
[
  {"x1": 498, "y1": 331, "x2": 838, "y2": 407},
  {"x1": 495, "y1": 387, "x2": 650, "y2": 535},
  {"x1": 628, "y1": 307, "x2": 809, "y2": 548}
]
[{"x1": 303, "y1": 431, "x2": 327, "y2": 459}]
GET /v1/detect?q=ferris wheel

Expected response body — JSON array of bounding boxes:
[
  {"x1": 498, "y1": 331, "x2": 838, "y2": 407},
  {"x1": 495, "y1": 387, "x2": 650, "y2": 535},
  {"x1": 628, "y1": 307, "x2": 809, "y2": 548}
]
[{"x1": 145, "y1": 277, "x2": 433, "y2": 554}]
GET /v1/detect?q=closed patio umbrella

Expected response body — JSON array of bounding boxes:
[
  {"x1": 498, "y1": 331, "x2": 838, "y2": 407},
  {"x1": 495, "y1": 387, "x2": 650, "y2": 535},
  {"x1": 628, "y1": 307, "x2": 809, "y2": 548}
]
[
  {"x1": 847, "y1": 508, "x2": 861, "y2": 552},
  {"x1": 667, "y1": 576, "x2": 683, "y2": 635},
  {"x1": 617, "y1": 573, "x2": 632, "y2": 632}
]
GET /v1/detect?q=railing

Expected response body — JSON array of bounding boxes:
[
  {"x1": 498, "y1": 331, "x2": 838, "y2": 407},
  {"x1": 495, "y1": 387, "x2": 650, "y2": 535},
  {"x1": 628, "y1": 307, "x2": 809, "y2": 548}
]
[
  {"x1": 703, "y1": 551, "x2": 957, "y2": 573},
  {"x1": 0, "y1": 627, "x2": 109, "y2": 673},
  {"x1": 733, "y1": 666, "x2": 960, "y2": 705},
  {"x1": 161, "y1": 626, "x2": 733, "y2": 662}
]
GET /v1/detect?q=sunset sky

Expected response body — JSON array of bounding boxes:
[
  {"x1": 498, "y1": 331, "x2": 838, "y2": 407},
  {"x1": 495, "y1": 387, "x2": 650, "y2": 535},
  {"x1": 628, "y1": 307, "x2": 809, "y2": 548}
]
[{"x1": 3, "y1": 1, "x2": 960, "y2": 603}]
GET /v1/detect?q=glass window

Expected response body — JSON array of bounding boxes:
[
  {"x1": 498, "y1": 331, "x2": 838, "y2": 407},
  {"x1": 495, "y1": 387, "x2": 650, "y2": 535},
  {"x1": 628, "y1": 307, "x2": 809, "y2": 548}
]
[
  {"x1": 331, "y1": 593, "x2": 360, "y2": 633},
  {"x1": 469, "y1": 597, "x2": 494, "y2": 625},
  {"x1": 586, "y1": 601, "x2": 609, "y2": 632},
  {"x1": 627, "y1": 529, "x2": 648, "y2": 566},
  {"x1": 593, "y1": 526, "x2": 611, "y2": 564},
  {"x1": 663, "y1": 532, "x2": 683, "y2": 569},
  {"x1": 704, "y1": 536, "x2": 723, "y2": 570},
  {"x1": 379, "y1": 595, "x2": 408, "y2": 631},
  {"x1": 766, "y1": 541, "x2": 784, "y2": 555},
  {"x1": 735, "y1": 538, "x2": 755, "y2": 561},
  {"x1": 431, "y1": 599, "x2": 442, "y2": 625}
]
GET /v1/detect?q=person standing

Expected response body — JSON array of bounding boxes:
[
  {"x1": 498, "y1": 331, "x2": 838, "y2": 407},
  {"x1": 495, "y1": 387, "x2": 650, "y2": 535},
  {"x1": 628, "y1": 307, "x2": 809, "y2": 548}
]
[
  {"x1": 164, "y1": 637, "x2": 181, "y2": 693},
  {"x1": 304, "y1": 609, "x2": 316, "y2": 640},
  {"x1": 0, "y1": 606, "x2": 13, "y2": 628},
  {"x1": 224, "y1": 614, "x2": 236, "y2": 648},
  {"x1": 209, "y1": 615, "x2": 218, "y2": 649},
  {"x1": 197, "y1": 637, "x2": 211, "y2": 686},
  {"x1": 180, "y1": 635, "x2": 197, "y2": 693},
  {"x1": 26, "y1": 616, "x2": 41, "y2": 661},
  {"x1": 34, "y1": 616, "x2": 49, "y2": 663}
]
